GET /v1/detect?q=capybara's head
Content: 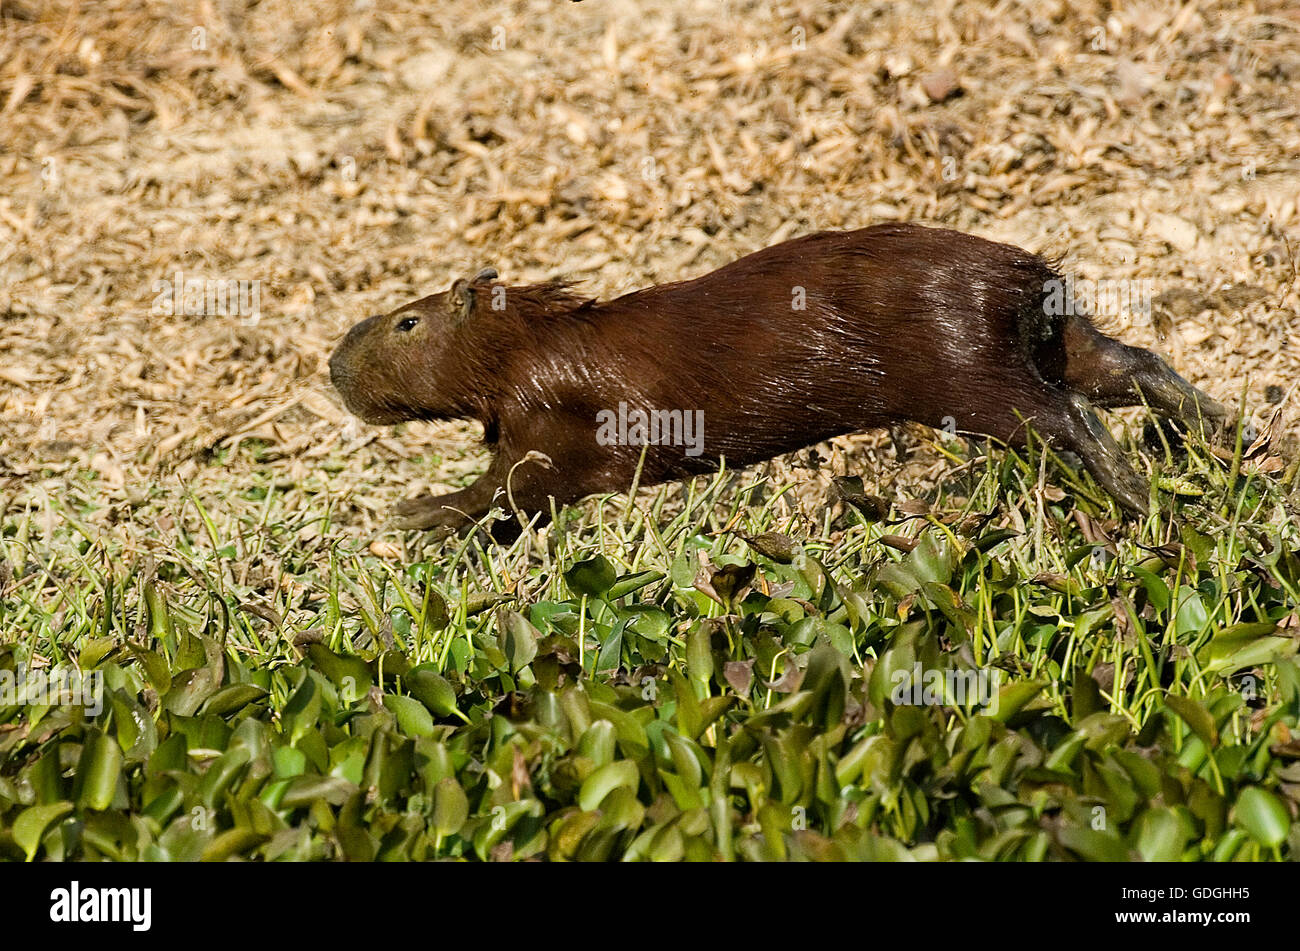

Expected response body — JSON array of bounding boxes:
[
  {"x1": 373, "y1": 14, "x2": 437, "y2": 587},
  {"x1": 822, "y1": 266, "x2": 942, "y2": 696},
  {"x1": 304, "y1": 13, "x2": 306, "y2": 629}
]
[{"x1": 329, "y1": 268, "x2": 500, "y2": 424}]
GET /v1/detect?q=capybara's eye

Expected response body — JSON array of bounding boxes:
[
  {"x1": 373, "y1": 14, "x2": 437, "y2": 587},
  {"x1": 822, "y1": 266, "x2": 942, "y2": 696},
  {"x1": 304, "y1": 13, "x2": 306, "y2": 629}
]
[{"x1": 395, "y1": 315, "x2": 419, "y2": 332}]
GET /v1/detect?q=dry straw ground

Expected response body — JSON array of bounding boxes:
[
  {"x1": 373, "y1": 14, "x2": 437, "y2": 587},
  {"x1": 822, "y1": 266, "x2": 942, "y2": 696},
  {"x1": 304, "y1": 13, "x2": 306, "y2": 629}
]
[{"x1": 1, "y1": 0, "x2": 1298, "y2": 561}]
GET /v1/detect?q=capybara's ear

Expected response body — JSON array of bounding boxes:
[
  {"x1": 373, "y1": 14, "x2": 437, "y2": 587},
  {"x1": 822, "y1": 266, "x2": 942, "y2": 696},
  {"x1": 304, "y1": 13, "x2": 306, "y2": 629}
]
[
  {"x1": 450, "y1": 268, "x2": 498, "y2": 321},
  {"x1": 450, "y1": 277, "x2": 476, "y2": 321}
]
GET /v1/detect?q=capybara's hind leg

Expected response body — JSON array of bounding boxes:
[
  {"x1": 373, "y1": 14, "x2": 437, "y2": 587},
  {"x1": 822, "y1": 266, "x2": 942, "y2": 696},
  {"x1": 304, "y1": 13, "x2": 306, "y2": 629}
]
[
  {"x1": 1061, "y1": 315, "x2": 1231, "y2": 438},
  {"x1": 1058, "y1": 393, "x2": 1150, "y2": 516},
  {"x1": 960, "y1": 388, "x2": 1149, "y2": 516}
]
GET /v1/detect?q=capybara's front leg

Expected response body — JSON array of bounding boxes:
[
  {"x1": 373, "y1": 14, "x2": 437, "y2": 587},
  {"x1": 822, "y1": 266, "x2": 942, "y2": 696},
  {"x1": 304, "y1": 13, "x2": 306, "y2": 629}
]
[
  {"x1": 389, "y1": 450, "x2": 568, "y2": 533},
  {"x1": 389, "y1": 476, "x2": 505, "y2": 531}
]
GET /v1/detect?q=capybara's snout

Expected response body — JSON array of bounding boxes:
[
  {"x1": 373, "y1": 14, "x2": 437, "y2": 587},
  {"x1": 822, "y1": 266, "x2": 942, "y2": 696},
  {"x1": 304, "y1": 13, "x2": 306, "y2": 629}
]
[
  {"x1": 330, "y1": 314, "x2": 397, "y2": 421},
  {"x1": 328, "y1": 315, "x2": 379, "y2": 396}
]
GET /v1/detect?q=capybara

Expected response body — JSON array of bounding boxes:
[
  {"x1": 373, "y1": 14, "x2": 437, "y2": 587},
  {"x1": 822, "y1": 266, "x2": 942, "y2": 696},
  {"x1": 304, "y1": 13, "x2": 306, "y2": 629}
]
[{"x1": 329, "y1": 223, "x2": 1230, "y2": 534}]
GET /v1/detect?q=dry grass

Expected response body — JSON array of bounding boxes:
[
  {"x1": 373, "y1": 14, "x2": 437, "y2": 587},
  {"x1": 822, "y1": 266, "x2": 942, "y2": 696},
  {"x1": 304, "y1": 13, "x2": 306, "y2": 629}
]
[{"x1": 1, "y1": 0, "x2": 1299, "y2": 551}]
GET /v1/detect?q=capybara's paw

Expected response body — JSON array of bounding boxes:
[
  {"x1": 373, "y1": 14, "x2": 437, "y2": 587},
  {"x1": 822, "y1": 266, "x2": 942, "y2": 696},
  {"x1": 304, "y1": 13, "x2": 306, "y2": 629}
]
[
  {"x1": 1203, "y1": 410, "x2": 1254, "y2": 450},
  {"x1": 388, "y1": 495, "x2": 460, "y2": 531},
  {"x1": 1223, "y1": 416, "x2": 1258, "y2": 449},
  {"x1": 1182, "y1": 397, "x2": 1237, "y2": 448},
  {"x1": 392, "y1": 494, "x2": 436, "y2": 518}
]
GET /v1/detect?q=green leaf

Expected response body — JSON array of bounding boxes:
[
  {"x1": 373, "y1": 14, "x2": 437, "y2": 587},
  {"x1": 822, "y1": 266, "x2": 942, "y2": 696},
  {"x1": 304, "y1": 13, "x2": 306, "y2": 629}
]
[
  {"x1": 686, "y1": 622, "x2": 713, "y2": 699},
  {"x1": 1165, "y1": 694, "x2": 1217, "y2": 747},
  {"x1": 669, "y1": 550, "x2": 695, "y2": 588},
  {"x1": 144, "y1": 580, "x2": 175, "y2": 644},
  {"x1": 160, "y1": 635, "x2": 224, "y2": 717},
  {"x1": 1234, "y1": 787, "x2": 1290, "y2": 848},
  {"x1": 383, "y1": 693, "x2": 436, "y2": 738},
  {"x1": 1071, "y1": 667, "x2": 1104, "y2": 722},
  {"x1": 624, "y1": 606, "x2": 672, "y2": 642},
  {"x1": 201, "y1": 828, "x2": 268, "y2": 862},
  {"x1": 109, "y1": 690, "x2": 156, "y2": 757},
  {"x1": 607, "y1": 570, "x2": 666, "y2": 600},
  {"x1": 565, "y1": 555, "x2": 617, "y2": 598},
  {"x1": 279, "y1": 775, "x2": 356, "y2": 810},
  {"x1": 126, "y1": 643, "x2": 173, "y2": 695},
  {"x1": 1173, "y1": 587, "x2": 1208, "y2": 637},
  {"x1": 497, "y1": 610, "x2": 539, "y2": 673},
  {"x1": 433, "y1": 777, "x2": 469, "y2": 835},
  {"x1": 1126, "y1": 565, "x2": 1170, "y2": 614},
  {"x1": 78, "y1": 637, "x2": 116, "y2": 669},
  {"x1": 910, "y1": 532, "x2": 957, "y2": 586},
  {"x1": 1132, "y1": 807, "x2": 1188, "y2": 862},
  {"x1": 1179, "y1": 524, "x2": 1215, "y2": 569},
  {"x1": 693, "y1": 696, "x2": 733, "y2": 740},
  {"x1": 273, "y1": 746, "x2": 307, "y2": 779},
  {"x1": 280, "y1": 674, "x2": 322, "y2": 743},
  {"x1": 1197, "y1": 622, "x2": 1292, "y2": 675},
  {"x1": 595, "y1": 619, "x2": 625, "y2": 673},
  {"x1": 200, "y1": 683, "x2": 269, "y2": 716},
  {"x1": 76, "y1": 731, "x2": 122, "y2": 811},
  {"x1": 13, "y1": 801, "x2": 74, "y2": 862},
  {"x1": 577, "y1": 720, "x2": 618, "y2": 767},
  {"x1": 1057, "y1": 826, "x2": 1130, "y2": 862},
  {"x1": 578, "y1": 760, "x2": 640, "y2": 811},
  {"x1": 306, "y1": 644, "x2": 373, "y2": 697},
  {"x1": 417, "y1": 585, "x2": 451, "y2": 631},
  {"x1": 971, "y1": 528, "x2": 1018, "y2": 553},
  {"x1": 988, "y1": 680, "x2": 1047, "y2": 723},
  {"x1": 404, "y1": 666, "x2": 463, "y2": 720},
  {"x1": 198, "y1": 747, "x2": 251, "y2": 809}
]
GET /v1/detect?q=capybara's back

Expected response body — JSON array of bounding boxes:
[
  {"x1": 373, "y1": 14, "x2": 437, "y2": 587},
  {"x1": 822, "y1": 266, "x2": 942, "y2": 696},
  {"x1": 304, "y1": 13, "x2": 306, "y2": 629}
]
[{"x1": 570, "y1": 225, "x2": 1067, "y2": 473}]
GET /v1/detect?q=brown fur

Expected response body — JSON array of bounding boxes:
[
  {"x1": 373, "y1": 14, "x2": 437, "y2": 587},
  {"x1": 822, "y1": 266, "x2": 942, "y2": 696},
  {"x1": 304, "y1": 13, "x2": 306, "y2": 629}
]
[{"x1": 329, "y1": 223, "x2": 1231, "y2": 535}]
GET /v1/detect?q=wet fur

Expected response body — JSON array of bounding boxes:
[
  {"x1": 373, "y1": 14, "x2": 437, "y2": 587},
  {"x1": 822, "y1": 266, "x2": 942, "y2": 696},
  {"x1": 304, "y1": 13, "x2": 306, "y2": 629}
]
[{"x1": 329, "y1": 223, "x2": 1232, "y2": 535}]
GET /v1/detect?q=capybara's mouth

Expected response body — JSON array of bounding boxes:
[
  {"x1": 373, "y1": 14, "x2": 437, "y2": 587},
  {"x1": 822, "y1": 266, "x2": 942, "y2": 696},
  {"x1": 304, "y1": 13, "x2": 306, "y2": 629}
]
[
  {"x1": 329, "y1": 350, "x2": 414, "y2": 426},
  {"x1": 333, "y1": 386, "x2": 414, "y2": 426},
  {"x1": 354, "y1": 404, "x2": 414, "y2": 426}
]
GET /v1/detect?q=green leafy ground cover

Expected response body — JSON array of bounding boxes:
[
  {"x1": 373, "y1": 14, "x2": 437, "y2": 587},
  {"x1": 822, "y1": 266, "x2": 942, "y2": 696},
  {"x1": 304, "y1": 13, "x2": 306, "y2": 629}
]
[{"x1": 1, "y1": 430, "x2": 1298, "y2": 861}]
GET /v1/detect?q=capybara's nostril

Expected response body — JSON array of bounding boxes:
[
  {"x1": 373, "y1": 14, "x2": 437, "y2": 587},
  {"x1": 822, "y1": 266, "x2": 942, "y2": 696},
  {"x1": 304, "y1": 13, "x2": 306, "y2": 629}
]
[{"x1": 327, "y1": 345, "x2": 350, "y2": 391}]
